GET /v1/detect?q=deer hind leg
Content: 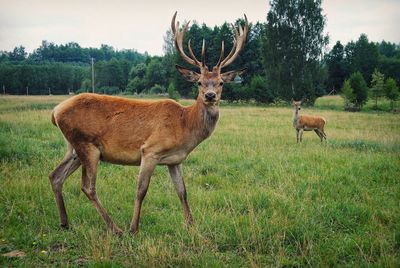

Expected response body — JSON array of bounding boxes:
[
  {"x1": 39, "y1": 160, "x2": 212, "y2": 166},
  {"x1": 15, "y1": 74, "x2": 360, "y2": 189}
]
[
  {"x1": 130, "y1": 154, "x2": 157, "y2": 234},
  {"x1": 168, "y1": 164, "x2": 193, "y2": 226},
  {"x1": 321, "y1": 128, "x2": 327, "y2": 141},
  {"x1": 77, "y1": 143, "x2": 122, "y2": 235},
  {"x1": 314, "y1": 129, "x2": 323, "y2": 142},
  {"x1": 49, "y1": 145, "x2": 81, "y2": 229}
]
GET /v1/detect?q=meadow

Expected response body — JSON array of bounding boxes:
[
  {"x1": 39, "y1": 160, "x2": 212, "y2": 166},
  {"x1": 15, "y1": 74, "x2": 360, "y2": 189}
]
[{"x1": 0, "y1": 95, "x2": 399, "y2": 267}]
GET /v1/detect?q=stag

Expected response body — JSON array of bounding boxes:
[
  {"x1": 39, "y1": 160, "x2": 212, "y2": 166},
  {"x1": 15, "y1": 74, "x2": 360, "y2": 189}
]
[
  {"x1": 293, "y1": 100, "x2": 327, "y2": 143},
  {"x1": 49, "y1": 12, "x2": 248, "y2": 234}
]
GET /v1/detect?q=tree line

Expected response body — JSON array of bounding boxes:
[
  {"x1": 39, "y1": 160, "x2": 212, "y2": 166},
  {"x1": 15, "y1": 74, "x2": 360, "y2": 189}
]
[{"x1": 0, "y1": 0, "x2": 399, "y2": 108}]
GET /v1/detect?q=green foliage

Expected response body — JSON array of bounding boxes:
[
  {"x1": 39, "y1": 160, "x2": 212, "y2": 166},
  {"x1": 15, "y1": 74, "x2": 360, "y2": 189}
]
[
  {"x1": 0, "y1": 63, "x2": 89, "y2": 94},
  {"x1": 249, "y1": 75, "x2": 274, "y2": 103},
  {"x1": 145, "y1": 57, "x2": 168, "y2": 89},
  {"x1": 94, "y1": 86, "x2": 120, "y2": 95},
  {"x1": 370, "y1": 69, "x2": 385, "y2": 108},
  {"x1": 385, "y1": 78, "x2": 399, "y2": 109},
  {"x1": 262, "y1": 0, "x2": 328, "y2": 103},
  {"x1": 80, "y1": 78, "x2": 91, "y2": 91},
  {"x1": 345, "y1": 34, "x2": 379, "y2": 85},
  {"x1": 325, "y1": 41, "x2": 347, "y2": 92},
  {"x1": 148, "y1": 84, "x2": 165, "y2": 94},
  {"x1": 341, "y1": 79, "x2": 355, "y2": 108},
  {"x1": 349, "y1": 72, "x2": 369, "y2": 109},
  {"x1": 25, "y1": 40, "x2": 147, "y2": 64},
  {"x1": 167, "y1": 83, "x2": 180, "y2": 101}
]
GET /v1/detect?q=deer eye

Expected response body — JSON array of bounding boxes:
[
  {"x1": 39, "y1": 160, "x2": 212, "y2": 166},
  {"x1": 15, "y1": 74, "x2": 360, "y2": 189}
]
[
  {"x1": 219, "y1": 82, "x2": 224, "y2": 86},
  {"x1": 197, "y1": 81, "x2": 202, "y2": 86}
]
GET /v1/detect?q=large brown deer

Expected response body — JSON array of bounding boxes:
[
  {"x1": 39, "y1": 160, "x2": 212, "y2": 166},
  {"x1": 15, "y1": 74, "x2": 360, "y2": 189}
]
[
  {"x1": 49, "y1": 12, "x2": 248, "y2": 234},
  {"x1": 293, "y1": 100, "x2": 327, "y2": 143}
]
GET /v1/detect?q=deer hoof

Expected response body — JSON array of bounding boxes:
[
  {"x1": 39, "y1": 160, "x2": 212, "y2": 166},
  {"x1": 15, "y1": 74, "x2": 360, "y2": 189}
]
[
  {"x1": 60, "y1": 223, "x2": 69, "y2": 230},
  {"x1": 111, "y1": 226, "x2": 123, "y2": 236}
]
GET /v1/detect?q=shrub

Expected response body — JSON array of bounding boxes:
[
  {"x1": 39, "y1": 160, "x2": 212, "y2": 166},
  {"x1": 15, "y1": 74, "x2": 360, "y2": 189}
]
[
  {"x1": 385, "y1": 78, "x2": 399, "y2": 110},
  {"x1": 370, "y1": 69, "x2": 385, "y2": 109},
  {"x1": 167, "y1": 83, "x2": 180, "y2": 101},
  {"x1": 149, "y1": 84, "x2": 165, "y2": 94},
  {"x1": 341, "y1": 79, "x2": 355, "y2": 109},
  {"x1": 342, "y1": 72, "x2": 368, "y2": 110},
  {"x1": 249, "y1": 75, "x2": 274, "y2": 103},
  {"x1": 95, "y1": 86, "x2": 120, "y2": 95}
]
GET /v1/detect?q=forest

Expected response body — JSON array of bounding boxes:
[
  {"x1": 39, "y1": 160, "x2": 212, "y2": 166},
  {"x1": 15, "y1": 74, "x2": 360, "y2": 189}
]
[{"x1": 0, "y1": 0, "x2": 399, "y2": 107}]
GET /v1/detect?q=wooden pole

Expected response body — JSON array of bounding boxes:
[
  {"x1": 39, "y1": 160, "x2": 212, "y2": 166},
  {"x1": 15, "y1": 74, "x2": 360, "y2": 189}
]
[{"x1": 91, "y1": 57, "x2": 95, "y2": 93}]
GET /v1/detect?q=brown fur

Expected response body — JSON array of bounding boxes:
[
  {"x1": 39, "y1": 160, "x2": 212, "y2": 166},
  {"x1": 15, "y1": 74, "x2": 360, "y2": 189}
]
[
  {"x1": 49, "y1": 12, "x2": 248, "y2": 235},
  {"x1": 298, "y1": 115, "x2": 326, "y2": 130},
  {"x1": 52, "y1": 94, "x2": 212, "y2": 166}
]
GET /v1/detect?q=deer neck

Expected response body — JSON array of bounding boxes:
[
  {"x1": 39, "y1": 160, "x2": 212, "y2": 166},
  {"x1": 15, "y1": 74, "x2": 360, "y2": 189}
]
[
  {"x1": 185, "y1": 97, "x2": 219, "y2": 142},
  {"x1": 293, "y1": 108, "x2": 300, "y2": 128}
]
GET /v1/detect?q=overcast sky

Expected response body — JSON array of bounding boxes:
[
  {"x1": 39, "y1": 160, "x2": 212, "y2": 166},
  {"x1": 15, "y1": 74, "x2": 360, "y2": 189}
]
[{"x1": 0, "y1": 0, "x2": 399, "y2": 56}]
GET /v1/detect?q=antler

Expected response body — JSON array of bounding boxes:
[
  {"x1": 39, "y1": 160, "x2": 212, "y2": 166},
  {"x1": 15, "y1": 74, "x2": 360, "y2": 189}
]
[
  {"x1": 171, "y1": 12, "x2": 206, "y2": 69},
  {"x1": 215, "y1": 14, "x2": 248, "y2": 69}
]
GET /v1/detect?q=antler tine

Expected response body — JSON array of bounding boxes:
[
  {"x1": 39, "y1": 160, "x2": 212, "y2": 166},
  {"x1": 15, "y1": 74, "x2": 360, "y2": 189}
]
[
  {"x1": 215, "y1": 41, "x2": 225, "y2": 68},
  {"x1": 201, "y1": 39, "x2": 206, "y2": 67},
  {"x1": 171, "y1": 11, "x2": 177, "y2": 34},
  {"x1": 218, "y1": 14, "x2": 249, "y2": 69},
  {"x1": 171, "y1": 12, "x2": 202, "y2": 68},
  {"x1": 188, "y1": 39, "x2": 201, "y2": 65}
]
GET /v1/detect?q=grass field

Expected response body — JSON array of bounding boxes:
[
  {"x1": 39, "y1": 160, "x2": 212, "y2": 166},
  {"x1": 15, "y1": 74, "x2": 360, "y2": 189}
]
[{"x1": 0, "y1": 95, "x2": 399, "y2": 267}]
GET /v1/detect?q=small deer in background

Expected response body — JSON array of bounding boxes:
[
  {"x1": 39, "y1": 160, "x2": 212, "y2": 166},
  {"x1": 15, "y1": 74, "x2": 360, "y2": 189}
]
[
  {"x1": 49, "y1": 12, "x2": 248, "y2": 234},
  {"x1": 293, "y1": 100, "x2": 327, "y2": 143}
]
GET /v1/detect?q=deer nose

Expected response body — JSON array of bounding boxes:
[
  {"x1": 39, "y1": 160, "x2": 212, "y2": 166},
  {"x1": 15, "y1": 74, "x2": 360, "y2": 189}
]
[{"x1": 205, "y1": 92, "x2": 216, "y2": 101}]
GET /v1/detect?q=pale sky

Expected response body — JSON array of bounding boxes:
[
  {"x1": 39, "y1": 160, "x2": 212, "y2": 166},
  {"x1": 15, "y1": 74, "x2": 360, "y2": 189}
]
[{"x1": 0, "y1": 0, "x2": 399, "y2": 56}]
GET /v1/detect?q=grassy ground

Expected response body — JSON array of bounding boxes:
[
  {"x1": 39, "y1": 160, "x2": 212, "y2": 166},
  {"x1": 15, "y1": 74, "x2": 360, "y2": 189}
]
[{"x1": 0, "y1": 95, "x2": 399, "y2": 267}]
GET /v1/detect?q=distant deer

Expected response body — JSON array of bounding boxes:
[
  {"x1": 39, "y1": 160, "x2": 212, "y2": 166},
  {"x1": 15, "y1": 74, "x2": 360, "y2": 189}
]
[
  {"x1": 49, "y1": 12, "x2": 248, "y2": 234},
  {"x1": 292, "y1": 100, "x2": 327, "y2": 143}
]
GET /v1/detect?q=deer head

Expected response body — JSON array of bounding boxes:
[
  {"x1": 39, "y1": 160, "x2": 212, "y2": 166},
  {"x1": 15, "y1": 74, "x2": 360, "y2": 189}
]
[
  {"x1": 292, "y1": 100, "x2": 302, "y2": 111},
  {"x1": 172, "y1": 12, "x2": 248, "y2": 106}
]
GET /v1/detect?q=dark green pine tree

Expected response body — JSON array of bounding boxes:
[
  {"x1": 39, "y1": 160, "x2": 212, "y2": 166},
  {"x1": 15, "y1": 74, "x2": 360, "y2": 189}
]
[{"x1": 325, "y1": 41, "x2": 347, "y2": 93}]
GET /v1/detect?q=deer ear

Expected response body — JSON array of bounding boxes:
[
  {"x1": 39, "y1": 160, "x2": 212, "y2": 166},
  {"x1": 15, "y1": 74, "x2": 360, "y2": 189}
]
[
  {"x1": 176, "y1": 65, "x2": 200, "y2": 82},
  {"x1": 221, "y1": 68, "x2": 247, "y2": 83}
]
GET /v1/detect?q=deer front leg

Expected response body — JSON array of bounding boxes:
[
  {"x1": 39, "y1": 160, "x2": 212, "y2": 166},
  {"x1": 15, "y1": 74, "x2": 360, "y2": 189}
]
[
  {"x1": 168, "y1": 164, "x2": 193, "y2": 226},
  {"x1": 296, "y1": 129, "x2": 300, "y2": 143},
  {"x1": 130, "y1": 155, "x2": 157, "y2": 234},
  {"x1": 299, "y1": 129, "x2": 304, "y2": 142}
]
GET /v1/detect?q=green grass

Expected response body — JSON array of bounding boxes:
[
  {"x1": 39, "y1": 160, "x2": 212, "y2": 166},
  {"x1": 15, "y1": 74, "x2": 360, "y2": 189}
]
[{"x1": 1, "y1": 95, "x2": 399, "y2": 267}]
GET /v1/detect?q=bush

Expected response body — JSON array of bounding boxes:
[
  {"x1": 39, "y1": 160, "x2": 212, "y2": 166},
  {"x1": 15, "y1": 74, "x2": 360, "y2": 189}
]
[
  {"x1": 370, "y1": 69, "x2": 385, "y2": 109},
  {"x1": 341, "y1": 79, "x2": 355, "y2": 109},
  {"x1": 348, "y1": 72, "x2": 368, "y2": 109},
  {"x1": 167, "y1": 83, "x2": 180, "y2": 101},
  {"x1": 95, "y1": 86, "x2": 120, "y2": 95},
  {"x1": 341, "y1": 72, "x2": 371, "y2": 112},
  {"x1": 249, "y1": 75, "x2": 274, "y2": 103},
  {"x1": 149, "y1": 84, "x2": 165, "y2": 94},
  {"x1": 385, "y1": 78, "x2": 399, "y2": 110},
  {"x1": 80, "y1": 78, "x2": 92, "y2": 91},
  {"x1": 126, "y1": 77, "x2": 146, "y2": 94}
]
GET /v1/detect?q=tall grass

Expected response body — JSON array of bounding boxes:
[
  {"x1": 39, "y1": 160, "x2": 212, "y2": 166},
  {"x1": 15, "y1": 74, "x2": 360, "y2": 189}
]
[{"x1": 0, "y1": 95, "x2": 399, "y2": 266}]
